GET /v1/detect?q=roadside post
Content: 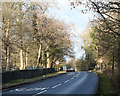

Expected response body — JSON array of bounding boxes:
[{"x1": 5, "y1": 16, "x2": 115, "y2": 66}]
[
  {"x1": 55, "y1": 60, "x2": 60, "y2": 72},
  {"x1": 98, "y1": 58, "x2": 103, "y2": 72}
]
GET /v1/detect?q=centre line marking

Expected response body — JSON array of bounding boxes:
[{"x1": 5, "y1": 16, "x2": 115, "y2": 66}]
[
  {"x1": 71, "y1": 77, "x2": 74, "y2": 79},
  {"x1": 64, "y1": 80, "x2": 70, "y2": 83},
  {"x1": 33, "y1": 90, "x2": 47, "y2": 96},
  {"x1": 75, "y1": 75, "x2": 78, "y2": 77},
  {"x1": 52, "y1": 84, "x2": 61, "y2": 88}
]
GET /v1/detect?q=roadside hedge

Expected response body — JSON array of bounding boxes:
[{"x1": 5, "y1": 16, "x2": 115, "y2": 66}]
[{"x1": 2, "y1": 68, "x2": 55, "y2": 83}]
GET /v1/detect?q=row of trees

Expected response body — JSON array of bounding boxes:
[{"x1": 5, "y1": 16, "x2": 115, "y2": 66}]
[
  {"x1": 90, "y1": 1, "x2": 120, "y2": 72},
  {"x1": 70, "y1": 0, "x2": 120, "y2": 89},
  {"x1": 1, "y1": 2, "x2": 73, "y2": 71},
  {"x1": 89, "y1": 1, "x2": 120, "y2": 89}
]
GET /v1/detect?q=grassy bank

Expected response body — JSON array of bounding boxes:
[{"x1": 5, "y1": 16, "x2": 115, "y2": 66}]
[
  {"x1": 96, "y1": 72, "x2": 118, "y2": 95},
  {"x1": 3, "y1": 71, "x2": 66, "y2": 89}
]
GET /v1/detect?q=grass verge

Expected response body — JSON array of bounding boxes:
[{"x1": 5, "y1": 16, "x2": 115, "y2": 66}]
[
  {"x1": 96, "y1": 72, "x2": 118, "y2": 95},
  {"x1": 2, "y1": 71, "x2": 66, "y2": 90}
]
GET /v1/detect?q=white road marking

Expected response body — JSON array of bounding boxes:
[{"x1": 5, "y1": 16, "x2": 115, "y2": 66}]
[
  {"x1": 26, "y1": 88, "x2": 37, "y2": 91},
  {"x1": 15, "y1": 88, "x2": 26, "y2": 91},
  {"x1": 74, "y1": 74, "x2": 79, "y2": 77},
  {"x1": 64, "y1": 80, "x2": 70, "y2": 83},
  {"x1": 33, "y1": 90, "x2": 47, "y2": 96},
  {"x1": 34, "y1": 88, "x2": 42, "y2": 91},
  {"x1": 75, "y1": 75, "x2": 78, "y2": 77},
  {"x1": 71, "y1": 77, "x2": 74, "y2": 79},
  {"x1": 52, "y1": 84, "x2": 61, "y2": 88},
  {"x1": 26, "y1": 87, "x2": 49, "y2": 91},
  {"x1": 41, "y1": 88, "x2": 46, "y2": 90}
]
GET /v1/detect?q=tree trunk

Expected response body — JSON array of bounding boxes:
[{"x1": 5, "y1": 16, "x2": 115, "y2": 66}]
[
  {"x1": 117, "y1": 9, "x2": 120, "y2": 69},
  {"x1": 47, "y1": 51, "x2": 50, "y2": 68},
  {"x1": 50, "y1": 56, "x2": 54, "y2": 68},
  {"x1": 44, "y1": 52, "x2": 47, "y2": 68},
  {"x1": 36, "y1": 43, "x2": 42, "y2": 68},
  {"x1": 118, "y1": 41, "x2": 120, "y2": 69},
  {"x1": 50, "y1": 54, "x2": 55, "y2": 68},
  {"x1": 25, "y1": 52, "x2": 28, "y2": 68},
  {"x1": 20, "y1": 49, "x2": 24, "y2": 70},
  {"x1": 14, "y1": 54, "x2": 17, "y2": 70},
  {"x1": 41, "y1": 49, "x2": 45, "y2": 67},
  {"x1": 5, "y1": 19, "x2": 10, "y2": 71},
  {"x1": 46, "y1": 46, "x2": 51, "y2": 68},
  {"x1": 112, "y1": 55, "x2": 114, "y2": 74},
  {"x1": 6, "y1": 46, "x2": 9, "y2": 71}
]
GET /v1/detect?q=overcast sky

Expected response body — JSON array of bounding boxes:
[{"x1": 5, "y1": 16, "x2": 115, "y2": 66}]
[{"x1": 48, "y1": 0, "x2": 94, "y2": 60}]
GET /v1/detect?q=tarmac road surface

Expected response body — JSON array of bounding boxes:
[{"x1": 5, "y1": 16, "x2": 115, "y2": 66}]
[{"x1": 2, "y1": 71, "x2": 98, "y2": 96}]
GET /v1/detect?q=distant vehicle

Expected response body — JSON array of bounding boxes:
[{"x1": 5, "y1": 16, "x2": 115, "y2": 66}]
[{"x1": 66, "y1": 68, "x2": 75, "y2": 72}]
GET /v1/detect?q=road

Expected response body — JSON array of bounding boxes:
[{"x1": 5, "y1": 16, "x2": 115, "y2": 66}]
[{"x1": 2, "y1": 71, "x2": 98, "y2": 96}]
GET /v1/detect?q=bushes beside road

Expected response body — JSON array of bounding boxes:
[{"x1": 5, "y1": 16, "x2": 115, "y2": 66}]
[{"x1": 96, "y1": 72, "x2": 118, "y2": 95}]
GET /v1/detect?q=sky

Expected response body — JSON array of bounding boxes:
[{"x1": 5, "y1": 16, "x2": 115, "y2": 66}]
[{"x1": 47, "y1": 0, "x2": 94, "y2": 60}]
